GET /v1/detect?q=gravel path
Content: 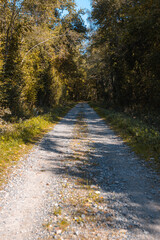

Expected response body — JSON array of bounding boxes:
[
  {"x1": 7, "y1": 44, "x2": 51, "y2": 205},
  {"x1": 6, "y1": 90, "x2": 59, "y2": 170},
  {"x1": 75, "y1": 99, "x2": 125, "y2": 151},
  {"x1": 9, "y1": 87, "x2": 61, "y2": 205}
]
[{"x1": 0, "y1": 103, "x2": 160, "y2": 240}]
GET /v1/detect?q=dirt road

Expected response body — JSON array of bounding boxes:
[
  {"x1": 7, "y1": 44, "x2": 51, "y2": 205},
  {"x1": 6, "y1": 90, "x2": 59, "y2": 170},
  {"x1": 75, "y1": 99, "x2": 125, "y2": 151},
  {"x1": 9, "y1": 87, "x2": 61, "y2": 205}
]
[{"x1": 0, "y1": 103, "x2": 160, "y2": 239}]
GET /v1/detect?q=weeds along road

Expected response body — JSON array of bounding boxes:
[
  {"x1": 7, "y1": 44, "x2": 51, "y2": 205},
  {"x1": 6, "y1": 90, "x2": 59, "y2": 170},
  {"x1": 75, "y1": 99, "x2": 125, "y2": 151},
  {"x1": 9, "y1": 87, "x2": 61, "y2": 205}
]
[{"x1": 0, "y1": 103, "x2": 160, "y2": 240}]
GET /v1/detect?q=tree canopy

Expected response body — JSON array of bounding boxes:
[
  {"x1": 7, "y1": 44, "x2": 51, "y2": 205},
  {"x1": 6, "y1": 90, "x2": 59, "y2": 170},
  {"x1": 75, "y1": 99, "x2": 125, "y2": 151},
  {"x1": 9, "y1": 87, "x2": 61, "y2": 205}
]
[{"x1": 0, "y1": 0, "x2": 160, "y2": 116}]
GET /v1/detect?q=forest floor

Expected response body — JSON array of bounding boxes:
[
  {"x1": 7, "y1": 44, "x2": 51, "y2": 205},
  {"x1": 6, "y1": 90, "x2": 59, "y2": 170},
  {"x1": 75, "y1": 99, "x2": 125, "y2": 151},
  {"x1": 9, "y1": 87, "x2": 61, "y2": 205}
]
[{"x1": 0, "y1": 103, "x2": 160, "y2": 240}]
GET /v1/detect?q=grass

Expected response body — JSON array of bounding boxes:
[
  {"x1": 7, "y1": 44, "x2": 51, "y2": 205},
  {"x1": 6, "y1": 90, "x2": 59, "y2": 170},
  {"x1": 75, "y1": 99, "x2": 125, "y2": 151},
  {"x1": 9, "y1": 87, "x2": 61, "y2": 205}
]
[
  {"x1": 90, "y1": 102, "x2": 160, "y2": 172},
  {"x1": 0, "y1": 103, "x2": 75, "y2": 187}
]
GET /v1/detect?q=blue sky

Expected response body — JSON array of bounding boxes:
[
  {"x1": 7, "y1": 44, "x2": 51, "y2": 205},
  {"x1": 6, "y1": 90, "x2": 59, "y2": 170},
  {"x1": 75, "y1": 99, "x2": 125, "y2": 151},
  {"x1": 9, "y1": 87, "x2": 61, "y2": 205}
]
[
  {"x1": 75, "y1": 0, "x2": 91, "y2": 27},
  {"x1": 75, "y1": 0, "x2": 91, "y2": 10}
]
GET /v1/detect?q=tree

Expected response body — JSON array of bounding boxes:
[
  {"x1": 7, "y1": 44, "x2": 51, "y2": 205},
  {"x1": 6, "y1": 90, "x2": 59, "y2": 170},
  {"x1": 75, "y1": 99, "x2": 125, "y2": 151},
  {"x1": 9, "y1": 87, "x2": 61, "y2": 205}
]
[
  {"x1": 0, "y1": 0, "x2": 87, "y2": 116},
  {"x1": 88, "y1": 0, "x2": 160, "y2": 110}
]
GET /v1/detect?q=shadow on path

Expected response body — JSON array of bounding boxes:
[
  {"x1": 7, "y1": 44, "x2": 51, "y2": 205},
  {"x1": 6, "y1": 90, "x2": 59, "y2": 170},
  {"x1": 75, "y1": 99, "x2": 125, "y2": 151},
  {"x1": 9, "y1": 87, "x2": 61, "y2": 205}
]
[{"x1": 38, "y1": 104, "x2": 160, "y2": 238}]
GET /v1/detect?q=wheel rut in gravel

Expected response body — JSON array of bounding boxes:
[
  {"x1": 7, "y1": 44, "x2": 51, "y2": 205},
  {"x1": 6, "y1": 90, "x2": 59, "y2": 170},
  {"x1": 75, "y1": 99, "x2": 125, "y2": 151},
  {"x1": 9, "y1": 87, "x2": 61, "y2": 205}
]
[{"x1": 0, "y1": 103, "x2": 160, "y2": 240}]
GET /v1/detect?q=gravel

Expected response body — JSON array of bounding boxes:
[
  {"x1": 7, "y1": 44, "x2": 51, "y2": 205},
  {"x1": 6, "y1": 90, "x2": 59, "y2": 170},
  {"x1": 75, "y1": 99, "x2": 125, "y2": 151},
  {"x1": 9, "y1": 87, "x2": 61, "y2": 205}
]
[
  {"x1": 85, "y1": 103, "x2": 160, "y2": 240},
  {"x1": 0, "y1": 103, "x2": 160, "y2": 240}
]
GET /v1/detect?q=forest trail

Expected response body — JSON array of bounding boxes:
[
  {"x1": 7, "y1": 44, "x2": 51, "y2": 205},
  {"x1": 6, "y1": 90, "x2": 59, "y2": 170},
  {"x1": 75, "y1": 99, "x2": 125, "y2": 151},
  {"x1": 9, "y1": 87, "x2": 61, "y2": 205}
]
[{"x1": 0, "y1": 103, "x2": 160, "y2": 240}]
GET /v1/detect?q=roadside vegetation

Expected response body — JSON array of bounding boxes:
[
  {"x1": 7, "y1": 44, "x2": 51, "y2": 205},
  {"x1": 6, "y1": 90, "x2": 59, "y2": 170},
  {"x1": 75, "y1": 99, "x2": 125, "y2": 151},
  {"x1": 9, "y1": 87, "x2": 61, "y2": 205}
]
[
  {"x1": 0, "y1": 103, "x2": 75, "y2": 186},
  {"x1": 0, "y1": 0, "x2": 159, "y2": 181},
  {"x1": 90, "y1": 103, "x2": 160, "y2": 172}
]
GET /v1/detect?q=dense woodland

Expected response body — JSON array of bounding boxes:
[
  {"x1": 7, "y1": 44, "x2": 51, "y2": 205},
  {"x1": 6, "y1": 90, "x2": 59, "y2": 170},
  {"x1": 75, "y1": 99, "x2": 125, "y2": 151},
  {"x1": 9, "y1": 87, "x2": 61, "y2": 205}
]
[
  {"x1": 0, "y1": 0, "x2": 160, "y2": 117},
  {"x1": 88, "y1": 0, "x2": 160, "y2": 112}
]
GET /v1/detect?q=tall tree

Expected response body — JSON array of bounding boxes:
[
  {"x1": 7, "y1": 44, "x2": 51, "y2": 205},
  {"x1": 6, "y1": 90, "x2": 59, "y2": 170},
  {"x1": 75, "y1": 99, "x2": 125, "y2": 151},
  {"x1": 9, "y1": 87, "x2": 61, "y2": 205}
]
[
  {"x1": 0, "y1": 0, "x2": 87, "y2": 116},
  {"x1": 88, "y1": 0, "x2": 160, "y2": 110}
]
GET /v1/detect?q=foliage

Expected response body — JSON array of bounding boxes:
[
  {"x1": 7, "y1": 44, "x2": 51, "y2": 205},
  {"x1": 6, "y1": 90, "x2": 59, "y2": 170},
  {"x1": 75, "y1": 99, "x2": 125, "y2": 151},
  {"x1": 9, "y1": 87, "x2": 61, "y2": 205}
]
[
  {"x1": 87, "y1": 0, "x2": 160, "y2": 111},
  {"x1": 1, "y1": 1, "x2": 160, "y2": 113},
  {"x1": 0, "y1": 0, "x2": 160, "y2": 177},
  {"x1": 0, "y1": 0, "x2": 87, "y2": 116}
]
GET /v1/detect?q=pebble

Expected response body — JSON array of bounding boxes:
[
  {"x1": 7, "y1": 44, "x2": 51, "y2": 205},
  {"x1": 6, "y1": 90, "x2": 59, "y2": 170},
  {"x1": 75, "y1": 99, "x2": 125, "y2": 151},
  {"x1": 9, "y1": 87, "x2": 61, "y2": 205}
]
[
  {"x1": 75, "y1": 231, "x2": 79, "y2": 236},
  {"x1": 95, "y1": 191, "x2": 100, "y2": 194},
  {"x1": 56, "y1": 230, "x2": 62, "y2": 234}
]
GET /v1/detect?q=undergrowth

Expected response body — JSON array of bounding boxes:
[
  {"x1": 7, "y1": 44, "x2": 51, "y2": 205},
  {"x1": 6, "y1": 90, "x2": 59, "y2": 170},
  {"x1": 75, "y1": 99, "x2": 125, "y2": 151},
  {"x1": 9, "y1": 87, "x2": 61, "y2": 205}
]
[
  {"x1": 90, "y1": 103, "x2": 160, "y2": 172},
  {"x1": 0, "y1": 103, "x2": 75, "y2": 186}
]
